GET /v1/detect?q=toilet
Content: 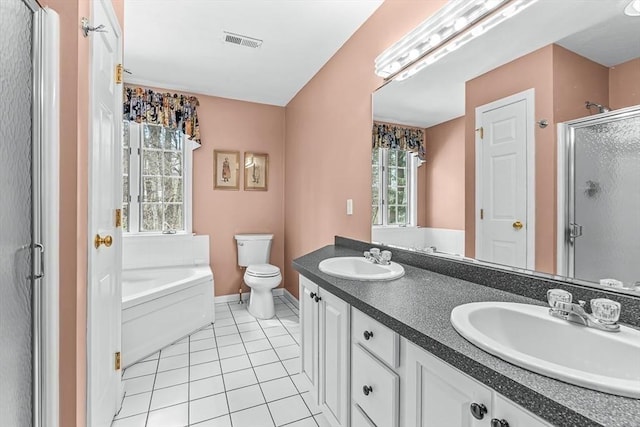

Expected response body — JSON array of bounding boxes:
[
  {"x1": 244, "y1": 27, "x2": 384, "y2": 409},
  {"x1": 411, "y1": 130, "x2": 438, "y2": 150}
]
[{"x1": 234, "y1": 234, "x2": 282, "y2": 319}]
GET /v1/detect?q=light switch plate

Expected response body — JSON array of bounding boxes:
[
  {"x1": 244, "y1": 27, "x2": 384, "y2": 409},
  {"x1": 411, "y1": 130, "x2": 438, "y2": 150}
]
[{"x1": 347, "y1": 199, "x2": 353, "y2": 215}]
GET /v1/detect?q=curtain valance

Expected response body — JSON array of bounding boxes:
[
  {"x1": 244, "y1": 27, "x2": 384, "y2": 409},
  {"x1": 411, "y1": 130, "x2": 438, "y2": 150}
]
[
  {"x1": 372, "y1": 122, "x2": 425, "y2": 160},
  {"x1": 124, "y1": 87, "x2": 201, "y2": 143}
]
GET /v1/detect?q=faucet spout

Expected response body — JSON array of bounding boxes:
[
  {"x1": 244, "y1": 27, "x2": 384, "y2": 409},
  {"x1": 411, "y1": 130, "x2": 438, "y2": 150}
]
[{"x1": 547, "y1": 290, "x2": 621, "y2": 332}]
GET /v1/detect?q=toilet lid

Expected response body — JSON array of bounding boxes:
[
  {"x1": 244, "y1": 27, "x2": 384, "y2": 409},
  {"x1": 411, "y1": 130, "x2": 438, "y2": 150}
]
[{"x1": 246, "y1": 264, "x2": 280, "y2": 278}]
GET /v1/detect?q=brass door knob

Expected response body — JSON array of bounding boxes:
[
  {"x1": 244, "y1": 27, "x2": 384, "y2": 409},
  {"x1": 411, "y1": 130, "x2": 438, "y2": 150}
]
[
  {"x1": 513, "y1": 221, "x2": 524, "y2": 230},
  {"x1": 94, "y1": 234, "x2": 113, "y2": 249}
]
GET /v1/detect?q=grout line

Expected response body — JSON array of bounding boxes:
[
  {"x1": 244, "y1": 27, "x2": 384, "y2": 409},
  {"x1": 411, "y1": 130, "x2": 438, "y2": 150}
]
[
  {"x1": 214, "y1": 305, "x2": 233, "y2": 423},
  {"x1": 143, "y1": 349, "x2": 161, "y2": 427}
]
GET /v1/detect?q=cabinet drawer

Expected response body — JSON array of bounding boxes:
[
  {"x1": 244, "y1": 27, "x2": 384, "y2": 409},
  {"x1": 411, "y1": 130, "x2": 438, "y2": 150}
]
[
  {"x1": 352, "y1": 308, "x2": 399, "y2": 368},
  {"x1": 352, "y1": 344, "x2": 399, "y2": 427},
  {"x1": 352, "y1": 404, "x2": 376, "y2": 427}
]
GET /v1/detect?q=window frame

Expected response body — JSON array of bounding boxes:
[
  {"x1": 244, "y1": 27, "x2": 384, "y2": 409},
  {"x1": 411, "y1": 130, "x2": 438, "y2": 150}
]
[
  {"x1": 123, "y1": 121, "x2": 193, "y2": 235},
  {"x1": 372, "y1": 147, "x2": 418, "y2": 228}
]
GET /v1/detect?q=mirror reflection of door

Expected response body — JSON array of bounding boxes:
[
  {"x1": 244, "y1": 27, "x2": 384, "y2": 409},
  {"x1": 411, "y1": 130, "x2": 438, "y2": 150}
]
[{"x1": 475, "y1": 91, "x2": 534, "y2": 270}]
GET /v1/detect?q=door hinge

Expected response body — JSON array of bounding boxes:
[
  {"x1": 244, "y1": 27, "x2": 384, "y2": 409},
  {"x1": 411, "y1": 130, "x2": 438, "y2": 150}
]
[
  {"x1": 476, "y1": 127, "x2": 484, "y2": 139},
  {"x1": 480, "y1": 208, "x2": 484, "y2": 220},
  {"x1": 115, "y1": 352, "x2": 121, "y2": 370},
  {"x1": 115, "y1": 64, "x2": 123, "y2": 84},
  {"x1": 115, "y1": 208, "x2": 122, "y2": 228}
]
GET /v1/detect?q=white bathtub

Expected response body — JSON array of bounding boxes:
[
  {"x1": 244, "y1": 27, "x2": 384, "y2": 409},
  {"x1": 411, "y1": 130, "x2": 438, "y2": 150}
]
[{"x1": 121, "y1": 265, "x2": 214, "y2": 367}]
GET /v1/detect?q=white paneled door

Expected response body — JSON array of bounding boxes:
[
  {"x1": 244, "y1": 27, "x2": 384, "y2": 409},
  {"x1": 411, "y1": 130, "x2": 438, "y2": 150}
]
[
  {"x1": 476, "y1": 91, "x2": 534, "y2": 270},
  {"x1": 87, "y1": 0, "x2": 123, "y2": 426}
]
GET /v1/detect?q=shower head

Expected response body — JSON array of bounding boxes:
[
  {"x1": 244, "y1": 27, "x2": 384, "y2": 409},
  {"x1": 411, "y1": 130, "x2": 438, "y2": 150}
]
[{"x1": 585, "y1": 101, "x2": 611, "y2": 114}]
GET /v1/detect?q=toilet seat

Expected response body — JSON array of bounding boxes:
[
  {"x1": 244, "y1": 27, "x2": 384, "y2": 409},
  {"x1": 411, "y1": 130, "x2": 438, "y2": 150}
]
[{"x1": 246, "y1": 263, "x2": 280, "y2": 278}]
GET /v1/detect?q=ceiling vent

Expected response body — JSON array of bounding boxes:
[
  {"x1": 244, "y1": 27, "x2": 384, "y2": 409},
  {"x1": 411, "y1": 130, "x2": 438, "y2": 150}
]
[{"x1": 223, "y1": 31, "x2": 263, "y2": 49}]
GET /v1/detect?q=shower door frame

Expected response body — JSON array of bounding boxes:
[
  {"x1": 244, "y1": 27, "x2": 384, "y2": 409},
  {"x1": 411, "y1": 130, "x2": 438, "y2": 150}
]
[{"x1": 556, "y1": 105, "x2": 640, "y2": 279}]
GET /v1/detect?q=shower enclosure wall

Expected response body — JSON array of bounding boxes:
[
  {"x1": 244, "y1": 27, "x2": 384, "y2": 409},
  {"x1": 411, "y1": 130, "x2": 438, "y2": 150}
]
[{"x1": 558, "y1": 105, "x2": 640, "y2": 290}]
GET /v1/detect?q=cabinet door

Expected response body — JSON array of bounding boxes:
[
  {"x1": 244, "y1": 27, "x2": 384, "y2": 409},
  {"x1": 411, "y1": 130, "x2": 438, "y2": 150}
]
[
  {"x1": 402, "y1": 339, "x2": 492, "y2": 427},
  {"x1": 320, "y1": 289, "x2": 351, "y2": 427},
  {"x1": 300, "y1": 275, "x2": 319, "y2": 399},
  {"x1": 493, "y1": 394, "x2": 551, "y2": 427}
]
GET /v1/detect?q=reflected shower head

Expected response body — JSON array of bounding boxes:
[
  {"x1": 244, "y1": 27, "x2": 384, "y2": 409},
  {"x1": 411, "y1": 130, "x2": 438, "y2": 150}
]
[{"x1": 585, "y1": 101, "x2": 611, "y2": 114}]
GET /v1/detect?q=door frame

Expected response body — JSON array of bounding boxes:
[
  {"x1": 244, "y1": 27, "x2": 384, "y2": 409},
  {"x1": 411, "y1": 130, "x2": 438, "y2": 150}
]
[
  {"x1": 86, "y1": 0, "x2": 123, "y2": 424},
  {"x1": 475, "y1": 88, "x2": 536, "y2": 270}
]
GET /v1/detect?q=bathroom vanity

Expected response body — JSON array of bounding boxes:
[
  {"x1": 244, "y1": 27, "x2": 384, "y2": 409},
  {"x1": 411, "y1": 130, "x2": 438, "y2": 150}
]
[{"x1": 294, "y1": 238, "x2": 640, "y2": 427}]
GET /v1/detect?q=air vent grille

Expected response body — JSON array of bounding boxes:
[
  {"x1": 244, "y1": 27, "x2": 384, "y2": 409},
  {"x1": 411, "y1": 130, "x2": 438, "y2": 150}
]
[{"x1": 223, "y1": 31, "x2": 263, "y2": 49}]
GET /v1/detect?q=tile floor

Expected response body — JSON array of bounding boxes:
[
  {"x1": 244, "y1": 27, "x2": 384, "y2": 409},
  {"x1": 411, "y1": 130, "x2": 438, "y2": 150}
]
[{"x1": 112, "y1": 296, "x2": 332, "y2": 427}]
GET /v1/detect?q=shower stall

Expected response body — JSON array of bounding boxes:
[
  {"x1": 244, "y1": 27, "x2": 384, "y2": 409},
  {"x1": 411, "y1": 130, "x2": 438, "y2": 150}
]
[{"x1": 557, "y1": 105, "x2": 640, "y2": 289}]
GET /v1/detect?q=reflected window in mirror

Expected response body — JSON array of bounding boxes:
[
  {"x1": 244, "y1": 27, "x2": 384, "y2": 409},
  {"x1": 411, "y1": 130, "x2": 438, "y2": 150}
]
[{"x1": 372, "y1": 148, "x2": 417, "y2": 227}]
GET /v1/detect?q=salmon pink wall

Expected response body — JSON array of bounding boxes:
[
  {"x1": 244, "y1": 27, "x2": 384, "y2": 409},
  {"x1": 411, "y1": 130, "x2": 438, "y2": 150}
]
[
  {"x1": 609, "y1": 58, "x2": 640, "y2": 110},
  {"x1": 284, "y1": 0, "x2": 447, "y2": 298},
  {"x1": 423, "y1": 116, "x2": 465, "y2": 230},
  {"x1": 191, "y1": 96, "x2": 285, "y2": 297}
]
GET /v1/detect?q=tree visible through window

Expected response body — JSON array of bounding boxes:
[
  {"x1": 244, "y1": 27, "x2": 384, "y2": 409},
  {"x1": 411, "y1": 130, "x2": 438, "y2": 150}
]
[{"x1": 371, "y1": 148, "x2": 413, "y2": 226}]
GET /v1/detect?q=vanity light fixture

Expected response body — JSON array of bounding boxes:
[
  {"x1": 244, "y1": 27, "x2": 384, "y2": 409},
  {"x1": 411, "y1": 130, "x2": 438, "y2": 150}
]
[
  {"x1": 375, "y1": 0, "x2": 538, "y2": 82},
  {"x1": 625, "y1": 0, "x2": 640, "y2": 16}
]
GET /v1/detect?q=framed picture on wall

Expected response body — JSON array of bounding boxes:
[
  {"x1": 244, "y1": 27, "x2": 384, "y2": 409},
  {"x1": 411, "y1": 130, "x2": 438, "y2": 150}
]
[
  {"x1": 213, "y1": 150, "x2": 240, "y2": 190},
  {"x1": 244, "y1": 152, "x2": 269, "y2": 191}
]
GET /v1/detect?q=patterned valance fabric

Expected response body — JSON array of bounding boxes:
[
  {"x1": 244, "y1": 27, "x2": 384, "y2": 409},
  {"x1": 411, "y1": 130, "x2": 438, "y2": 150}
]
[
  {"x1": 124, "y1": 87, "x2": 201, "y2": 143},
  {"x1": 372, "y1": 122, "x2": 425, "y2": 160}
]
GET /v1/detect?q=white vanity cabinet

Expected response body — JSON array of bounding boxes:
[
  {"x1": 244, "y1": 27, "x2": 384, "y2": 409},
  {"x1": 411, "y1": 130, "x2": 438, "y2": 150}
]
[{"x1": 299, "y1": 275, "x2": 350, "y2": 427}]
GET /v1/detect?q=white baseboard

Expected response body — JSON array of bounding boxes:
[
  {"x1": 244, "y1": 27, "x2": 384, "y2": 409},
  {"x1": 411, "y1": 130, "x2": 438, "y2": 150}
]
[
  {"x1": 214, "y1": 288, "x2": 285, "y2": 304},
  {"x1": 283, "y1": 289, "x2": 299, "y2": 308}
]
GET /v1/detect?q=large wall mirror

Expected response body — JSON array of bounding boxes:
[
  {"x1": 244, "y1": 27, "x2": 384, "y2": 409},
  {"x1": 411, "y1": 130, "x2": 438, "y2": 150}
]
[{"x1": 371, "y1": 0, "x2": 640, "y2": 295}]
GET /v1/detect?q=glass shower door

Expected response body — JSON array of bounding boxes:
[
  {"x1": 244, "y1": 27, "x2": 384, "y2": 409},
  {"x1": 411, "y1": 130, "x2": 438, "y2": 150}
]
[
  {"x1": 0, "y1": 0, "x2": 35, "y2": 425},
  {"x1": 571, "y1": 111, "x2": 640, "y2": 286}
]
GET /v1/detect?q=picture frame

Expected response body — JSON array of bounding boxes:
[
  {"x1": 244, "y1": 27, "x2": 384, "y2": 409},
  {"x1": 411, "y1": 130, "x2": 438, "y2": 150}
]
[
  {"x1": 244, "y1": 152, "x2": 269, "y2": 191},
  {"x1": 213, "y1": 150, "x2": 240, "y2": 190}
]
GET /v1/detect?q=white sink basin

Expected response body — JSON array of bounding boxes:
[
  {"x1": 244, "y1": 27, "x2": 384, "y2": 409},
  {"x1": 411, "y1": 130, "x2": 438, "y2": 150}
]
[
  {"x1": 318, "y1": 257, "x2": 405, "y2": 281},
  {"x1": 451, "y1": 302, "x2": 640, "y2": 398}
]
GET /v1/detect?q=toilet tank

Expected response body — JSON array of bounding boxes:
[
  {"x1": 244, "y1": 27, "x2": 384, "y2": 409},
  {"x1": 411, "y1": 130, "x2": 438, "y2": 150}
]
[{"x1": 235, "y1": 234, "x2": 273, "y2": 267}]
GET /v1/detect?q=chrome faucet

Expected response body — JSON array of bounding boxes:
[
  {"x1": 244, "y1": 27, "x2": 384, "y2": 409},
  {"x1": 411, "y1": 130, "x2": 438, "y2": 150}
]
[
  {"x1": 547, "y1": 289, "x2": 621, "y2": 332},
  {"x1": 364, "y1": 248, "x2": 392, "y2": 265}
]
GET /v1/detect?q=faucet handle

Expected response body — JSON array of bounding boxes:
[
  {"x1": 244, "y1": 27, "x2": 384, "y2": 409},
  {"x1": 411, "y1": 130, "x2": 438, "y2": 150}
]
[
  {"x1": 547, "y1": 289, "x2": 572, "y2": 308},
  {"x1": 590, "y1": 299, "x2": 621, "y2": 325},
  {"x1": 370, "y1": 248, "x2": 381, "y2": 256},
  {"x1": 381, "y1": 250, "x2": 392, "y2": 263}
]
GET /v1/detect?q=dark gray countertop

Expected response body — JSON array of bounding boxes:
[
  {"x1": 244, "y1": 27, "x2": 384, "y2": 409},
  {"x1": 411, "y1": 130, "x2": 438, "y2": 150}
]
[{"x1": 293, "y1": 245, "x2": 640, "y2": 427}]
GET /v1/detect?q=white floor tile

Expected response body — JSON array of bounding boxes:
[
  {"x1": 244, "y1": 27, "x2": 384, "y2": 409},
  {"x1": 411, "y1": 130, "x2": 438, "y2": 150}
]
[
  {"x1": 279, "y1": 318, "x2": 299, "y2": 328},
  {"x1": 190, "y1": 338, "x2": 217, "y2": 353},
  {"x1": 268, "y1": 395, "x2": 312, "y2": 426},
  {"x1": 259, "y1": 377, "x2": 298, "y2": 402},
  {"x1": 190, "y1": 361, "x2": 222, "y2": 381},
  {"x1": 216, "y1": 310, "x2": 233, "y2": 320},
  {"x1": 248, "y1": 349, "x2": 279, "y2": 367},
  {"x1": 263, "y1": 326, "x2": 288, "y2": 338},
  {"x1": 123, "y1": 374, "x2": 155, "y2": 396},
  {"x1": 116, "y1": 392, "x2": 151, "y2": 419},
  {"x1": 237, "y1": 321, "x2": 261, "y2": 332},
  {"x1": 258, "y1": 318, "x2": 282, "y2": 328},
  {"x1": 216, "y1": 334, "x2": 242, "y2": 347},
  {"x1": 227, "y1": 384, "x2": 266, "y2": 413},
  {"x1": 157, "y1": 354, "x2": 189, "y2": 373},
  {"x1": 254, "y1": 362, "x2": 288, "y2": 383},
  {"x1": 189, "y1": 375, "x2": 225, "y2": 400},
  {"x1": 154, "y1": 367, "x2": 188, "y2": 389},
  {"x1": 301, "y1": 391, "x2": 322, "y2": 415},
  {"x1": 282, "y1": 357, "x2": 300, "y2": 376},
  {"x1": 191, "y1": 328, "x2": 215, "y2": 342},
  {"x1": 146, "y1": 402, "x2": 188, "y2": 427},
  {"x1": 189, "y1": 393, "x2": 229, "y2": 424},
  {"x1": 142, "y1": 352, "x2": 160, "y2": 362},
  {"x1": 111, "y1": 413, "x2": 146, "y2": 427},
  {"x1": 220, "y1": 355, "x2": 251, "y2": 374},
  {"x1": 268, "y1": 334, "x2": 296, "y2": 348},
  {"x1": 232, "y1": 312, "x2": 256, "y2": 324},
  {"x1": 190, "y1": 348, "x2": 219, "y2": 365},
  {"x1": 230, "y1": 303, "x2": 246, "y2": 311},
  {"x1": 213, "y1": 317, "x2": 235, "y2": 327},
  {"x1": 274, "y1": 344, "x2": 299, "y2": 361},
  {"x1": 230, "y1": 404, "x2": 275, "y2": 427},
  {"x1": 214, "y1": 325, "x2": 239, "y2": 337},
  {"x1": 244, "y1": 339, "x2": 272, "y2": 354},
  {"x1": 217, "y1": 343, "x2": 246, "y2": 360},
  {"x1": 190, "y1": 414, "x2": 232, "y2": 427},
  {"x1": 314, "y1": 413, "x2": 332, "y2": 427},
  {"x1": 160, "y1": 342, "x2": 189, "y2": 358},
  {"x1": 150, "y1": 383, "x2": 188, "y2": 411},
  {"x1": 286, "y1": 417, "x2": 317, "y2": 427},
  {"x1": 290, "y1": 373, "x2": 310, "y2": 393},
  {"x1": 223, "y1": 368, "x2": 258, "y2": 391},
  {"x1": 123, "y1": 360, "x2": 157, "y2": 379},
  {"x1": 240, "y1": 329, "x2": 267, "y2": 342}
]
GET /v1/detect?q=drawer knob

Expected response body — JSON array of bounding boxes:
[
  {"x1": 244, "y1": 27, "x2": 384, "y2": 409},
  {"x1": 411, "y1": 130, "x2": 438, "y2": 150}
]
[
  {"x1": 491, "y1": 419, "x2": 510, "y2": 427},
  {"x1": 470, "y1": 403, "x2": 487, "y2": 420},
  {"x1": 362, "y1": 385, "x2": 373, "y2": 396},
  {"x1": 315, "y1": 295, "x2": 322, "y2": 303},
  {"x1": 363, "y1": 330, "x2": 374, "y2": 340},
  {"x1": 309, "y1": 292, "x2": 316, "y2": 300}
]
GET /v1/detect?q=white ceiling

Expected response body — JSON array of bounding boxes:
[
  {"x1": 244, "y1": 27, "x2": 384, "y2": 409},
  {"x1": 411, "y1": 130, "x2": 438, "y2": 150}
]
[
  {"x1": 124, "y1": 0, "x2": 383, "y2": 106},
  {"x1": 374, "y1": 0, "x2": 640, "y2": 129}
]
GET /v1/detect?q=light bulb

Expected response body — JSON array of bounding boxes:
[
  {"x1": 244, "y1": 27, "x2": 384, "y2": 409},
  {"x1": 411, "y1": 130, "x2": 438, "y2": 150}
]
[
  {"x1": 502, "y1": 4, "x2": 517, "y2": 17},
  {"x1": 454, "y1": 17, "x2": 468, "y2": 31},
  {"x1": 471, "y1": 25, "x2": 484, "y2": 37},
  {"x1": 429, "y1": 33, "x2": 442, "y2": 46},
  {"x1": 484, "y1": 0, "x2": 502, "y2": 9},
  {"x1": 389, "y1": 61, "x2": 401, "y2": 73},
  {"x1": 408, "y1": 48, "x2": 420, "y2": 61}
]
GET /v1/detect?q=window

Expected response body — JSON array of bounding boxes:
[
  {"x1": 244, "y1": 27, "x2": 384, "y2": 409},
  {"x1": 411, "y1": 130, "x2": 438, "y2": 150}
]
[
  {"x1": 372, "y1": 148, "x2": 417, "y2": 226},
  {"x1": 122, "y1": 121, "x2": 193, "y2": 233}
]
